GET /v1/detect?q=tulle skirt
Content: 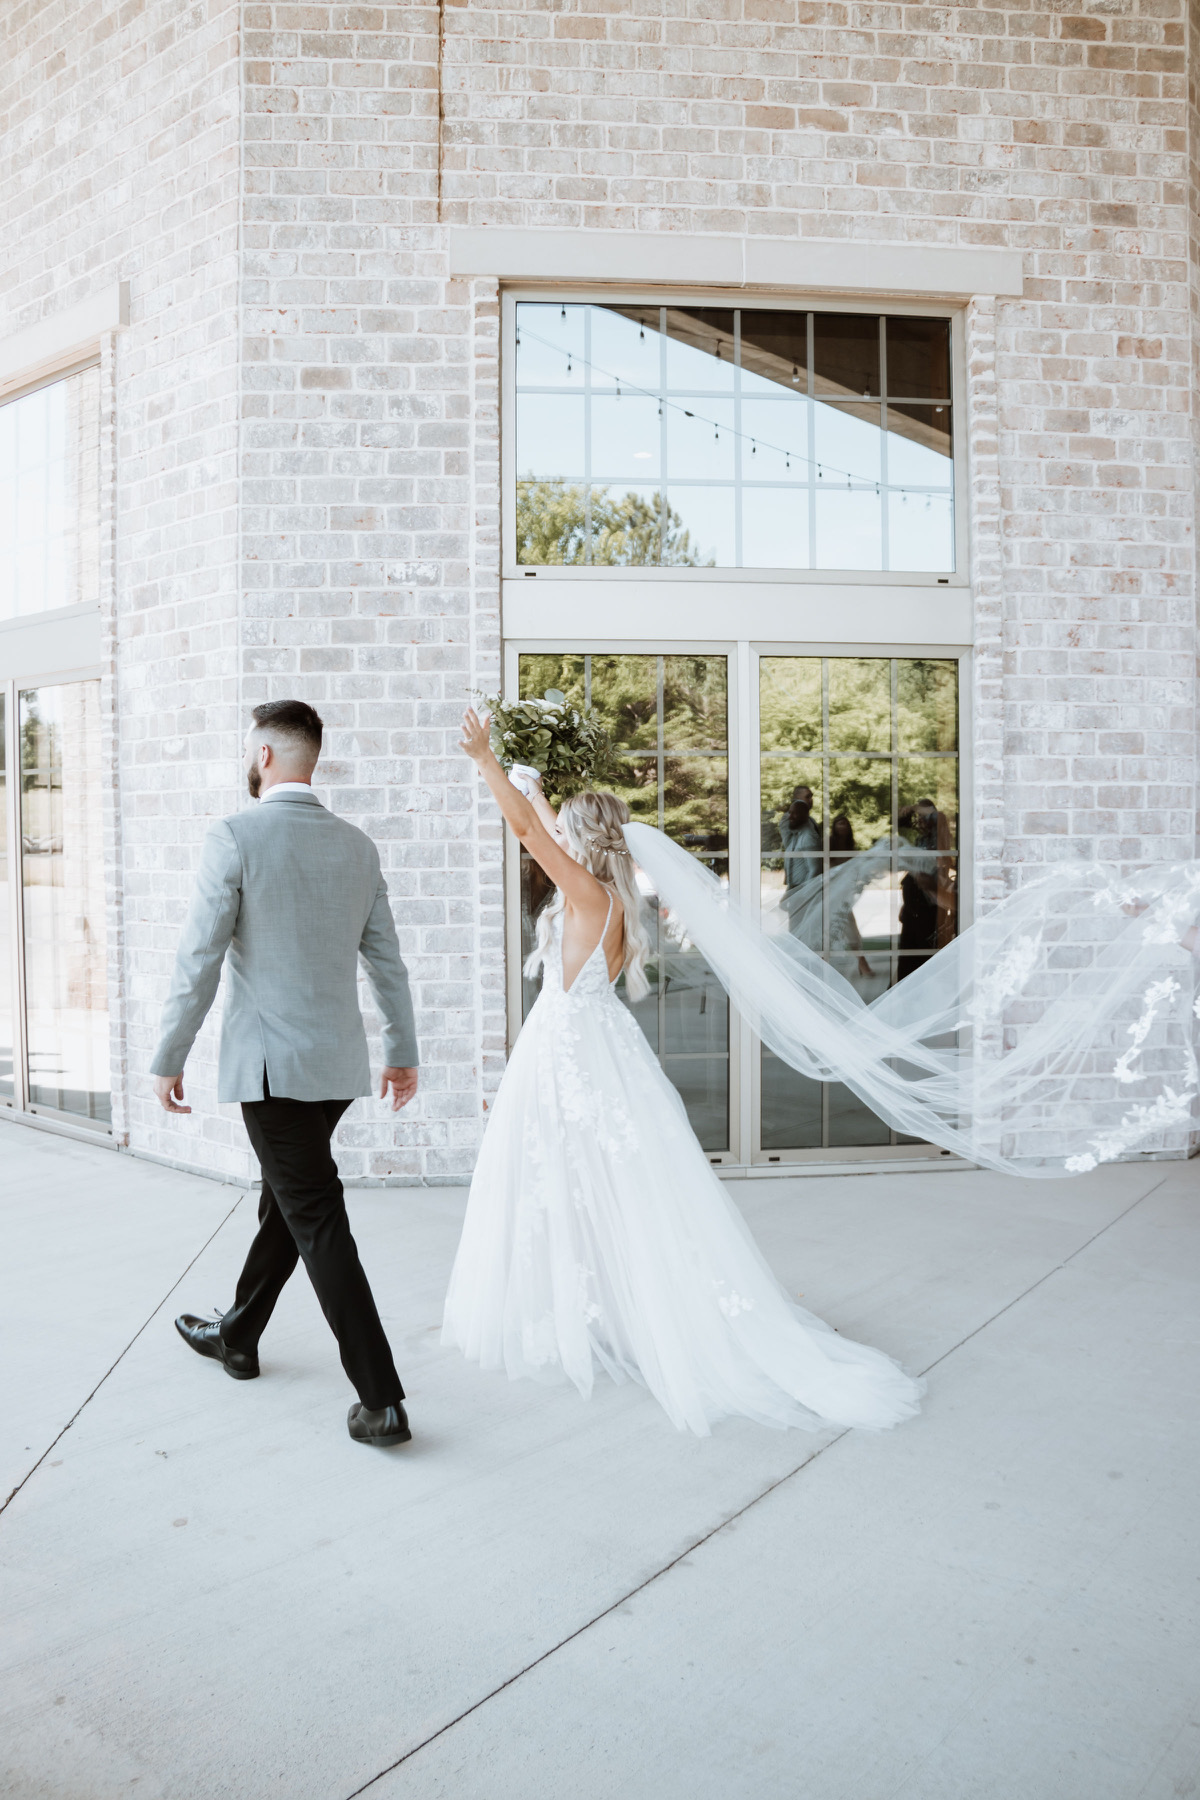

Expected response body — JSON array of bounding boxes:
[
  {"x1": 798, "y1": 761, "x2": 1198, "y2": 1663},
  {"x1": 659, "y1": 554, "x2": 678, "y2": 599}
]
[{"x1": 442, "y1": 985, "x2": 923, "y2": 1437}]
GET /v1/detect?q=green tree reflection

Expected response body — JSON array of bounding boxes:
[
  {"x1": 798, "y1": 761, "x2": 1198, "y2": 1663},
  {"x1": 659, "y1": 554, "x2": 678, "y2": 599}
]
[{"x1": 516, "y1": 481, "x2": 714, "y2": 567}]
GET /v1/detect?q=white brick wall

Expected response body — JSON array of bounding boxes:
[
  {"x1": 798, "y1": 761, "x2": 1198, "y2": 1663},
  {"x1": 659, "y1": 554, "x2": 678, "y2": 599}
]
[
  {"x1": 1, "y1": 0, "x2": 245, "y2": 1172},
  {"x1": 2, "y1": 0, "x2": 1197, "y2": 1179}
]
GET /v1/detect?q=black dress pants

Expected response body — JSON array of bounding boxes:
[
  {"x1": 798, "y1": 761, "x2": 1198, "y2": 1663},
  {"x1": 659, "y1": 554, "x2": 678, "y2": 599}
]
[{"x1": 219, "y1": 1089, "x2": 404, "y2": 1411}]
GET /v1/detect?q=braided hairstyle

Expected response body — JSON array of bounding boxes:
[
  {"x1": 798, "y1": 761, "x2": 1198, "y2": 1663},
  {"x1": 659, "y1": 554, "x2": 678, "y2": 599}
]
[{"x1": 524, "y1": 790, "x2": 651, "y2": 1002}]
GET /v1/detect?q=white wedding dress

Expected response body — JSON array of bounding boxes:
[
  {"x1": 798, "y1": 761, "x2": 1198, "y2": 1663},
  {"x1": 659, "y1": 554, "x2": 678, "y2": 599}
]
[{"x1": 442, "y1": 897, "x2": 924, "y2": 1437}]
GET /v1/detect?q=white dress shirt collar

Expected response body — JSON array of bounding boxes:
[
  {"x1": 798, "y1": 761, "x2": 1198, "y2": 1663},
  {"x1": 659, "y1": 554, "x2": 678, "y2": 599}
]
[{"x1": 259, "y1": 781, "x2": 316, "y2": 802}]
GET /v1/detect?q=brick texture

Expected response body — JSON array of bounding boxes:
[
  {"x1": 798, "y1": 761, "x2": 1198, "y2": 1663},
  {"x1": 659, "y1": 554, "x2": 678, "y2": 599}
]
[{"x1": 2, "y1": 0, "x2": 1198, "y2": 1178}]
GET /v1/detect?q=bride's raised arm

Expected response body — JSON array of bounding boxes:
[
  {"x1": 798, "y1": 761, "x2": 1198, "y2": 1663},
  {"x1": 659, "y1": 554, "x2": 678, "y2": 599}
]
[{"x1": 458, "y1": 707, "x2": 609, "y2": 914}]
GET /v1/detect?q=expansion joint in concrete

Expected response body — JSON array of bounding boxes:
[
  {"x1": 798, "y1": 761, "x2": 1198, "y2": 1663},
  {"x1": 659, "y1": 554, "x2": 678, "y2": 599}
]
[
  {"x1": 341, "y1": 1172, "x2": 1167, "y2": 1799},
  {"x1": 0, "y1": 1190, "x2": 249, "y2": 1521}
]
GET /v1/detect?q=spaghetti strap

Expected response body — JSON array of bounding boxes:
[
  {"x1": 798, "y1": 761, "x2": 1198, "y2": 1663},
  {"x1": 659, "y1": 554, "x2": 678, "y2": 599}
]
[{"x1": 561, "y1": 888, "x2": 618, "y2": 996}]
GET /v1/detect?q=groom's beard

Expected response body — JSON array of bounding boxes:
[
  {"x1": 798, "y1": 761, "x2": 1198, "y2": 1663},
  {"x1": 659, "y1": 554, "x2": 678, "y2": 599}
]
[{"x1": 246, "y1": 761, "x2": 262, "y2": 799}]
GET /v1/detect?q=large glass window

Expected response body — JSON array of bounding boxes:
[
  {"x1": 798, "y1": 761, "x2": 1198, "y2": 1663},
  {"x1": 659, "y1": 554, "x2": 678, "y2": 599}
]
[
  {"x1": 759, "y1": 656, "x2": 959, "y2": 1153},
  {"x1": 0, "y1": 367, "x2": 101, "y2": 619},
  {"x1": 0, "y1": 694, "x2": 12, "y2": 1103},
  {"x1": 514, "y1": 305, "x2": 953, "y2": 573},
  {"x1": 18, "y1": 683, "x2": 110, "y2": 1125},
  {"x1": 516, "y1": 653, "x2": 731, "y2": 1152}
]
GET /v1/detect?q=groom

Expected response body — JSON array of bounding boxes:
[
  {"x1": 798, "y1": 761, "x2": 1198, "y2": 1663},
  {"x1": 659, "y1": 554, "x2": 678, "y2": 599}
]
[{"x1": 150, "y1": 700, "x2": 419, "y2": 1448}]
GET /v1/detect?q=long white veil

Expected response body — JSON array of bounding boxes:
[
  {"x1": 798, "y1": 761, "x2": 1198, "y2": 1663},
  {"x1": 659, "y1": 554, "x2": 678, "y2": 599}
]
[{"x1": 623, "y1": 822, "x2": 1200, "y2": 1178}]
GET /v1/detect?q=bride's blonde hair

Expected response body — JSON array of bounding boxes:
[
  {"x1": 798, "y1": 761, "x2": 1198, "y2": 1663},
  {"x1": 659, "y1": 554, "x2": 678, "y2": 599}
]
[{"x1": 524, "y1": 790, "x2": 652, "y2": 1002}]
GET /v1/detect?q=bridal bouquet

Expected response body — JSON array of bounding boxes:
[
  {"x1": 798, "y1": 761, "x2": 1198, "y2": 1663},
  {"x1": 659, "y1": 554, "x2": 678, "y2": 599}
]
[{"x1": 474, "y1": 688, "x2": 621, "y2": 800}]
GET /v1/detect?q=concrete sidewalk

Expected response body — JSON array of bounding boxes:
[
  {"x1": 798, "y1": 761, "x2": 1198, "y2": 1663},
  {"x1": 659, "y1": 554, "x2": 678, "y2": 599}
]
[{"x1": 2, "y1": 1126, "x2": 1198, "y2": 1800}]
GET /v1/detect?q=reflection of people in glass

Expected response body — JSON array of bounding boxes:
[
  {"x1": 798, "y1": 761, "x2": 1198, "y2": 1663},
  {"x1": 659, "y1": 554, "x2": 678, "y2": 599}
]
[
  {"x1": 898, "y1": 797, "x2": 956, "y2": 978},
  {"x1": 779, "y1": 785, "x2": 821, "y2": 896},
  {"x1": 829, "y1": 814, "x2": 872, "y2": 979}
]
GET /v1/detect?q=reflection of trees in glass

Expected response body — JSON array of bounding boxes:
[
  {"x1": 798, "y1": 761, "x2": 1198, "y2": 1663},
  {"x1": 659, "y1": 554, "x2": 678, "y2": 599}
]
[
  {"x1": 828, "y1": 759, "x2": 892, "y2": 850},
  {"x1": 662, "y1": 656, "x2": 727, "y2": 752},
  {"x1": 897, "y1": 658, "x2": 957, "y2": 752},
  {"x1": 663, "y1": 759, "x2": 728, "y2": 871},
  {"x1": 518, "y1": 652, "x2": 728, "y2": 871},
  {"x1": 760, "y1": 660, "x2": 820, "y2": 755},
  {"x1": 20, "y1": 696, "x2": 46, "y2": 784},
  {"x1": 828, "y1": 659, "x2": 890, "y2": 752},
  {"x1": 19, "y1": 696, "x2": 62, "y2": 860},
  {"x1": 588, "y1": 656, "x2": 658, "y2": 750},
  {"x1": 516, "y1": 480, "x2": 713, "y2": 567}
]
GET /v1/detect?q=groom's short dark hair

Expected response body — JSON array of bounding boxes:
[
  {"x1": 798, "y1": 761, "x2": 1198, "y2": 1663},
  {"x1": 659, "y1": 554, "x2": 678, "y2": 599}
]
[{"x1": 251, "y1": 699, "x2": 323, "y2": 758}]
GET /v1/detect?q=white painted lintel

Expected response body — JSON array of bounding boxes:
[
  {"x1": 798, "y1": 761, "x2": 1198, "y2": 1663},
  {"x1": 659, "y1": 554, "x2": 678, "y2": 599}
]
[
  {"x1": 450, "y1": 229, "x2": 1023, "y2": 300},
  {"x1": 0, "y1": 282, "x2": 129, "y2": 396}
]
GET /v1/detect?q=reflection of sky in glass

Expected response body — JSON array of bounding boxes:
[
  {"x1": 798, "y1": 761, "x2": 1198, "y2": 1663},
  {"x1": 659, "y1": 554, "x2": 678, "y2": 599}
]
[
  {"x1": 814, "y1": 403, "x2": 880, "y2": 484},
  {"x1": 515, "y1": 304, "x2": 583, "y2": 385},
  {"x1": 667, "y1": 400, "x2": 735, "y2": 481},
  {"x1": 592, "y1": 395, "x2": 660, "y2": 479},
  {"x1": 740, "y1": 396, "x2": 807, "y2": 474},
  {"x1": 886, "y1": 419, "x2": 952, "y2": 488},
  {"x1": 514, "y1": 303, "x2": 956, "y2": 571},
  {"x1": 590, "y1": 308, "x2": 660, "y2": 389},
  {"x1": 888, "y1": 493, "x2": 953, "y2": 571},
  {"x1": 742, "y1": 489, "x2": 808, "y2": 569},
  {"x1": 815, "y1": 489, "x2": 882, "y2": 569},
  {"x1": 517, "y1": 392, "x2": 584, "y2": 478},
  {"x1": 0, "y1": 372, "x2": 98, "y2": 620},
  {"x1": 666, "y1": 486, "x2": 733, "y2": 566},
  {"x1": 666, "y1": 326, "x2": 734, "y2": 393}
]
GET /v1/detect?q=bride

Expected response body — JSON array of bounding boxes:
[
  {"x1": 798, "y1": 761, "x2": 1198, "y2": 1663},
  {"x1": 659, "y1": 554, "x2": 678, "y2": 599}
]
[{"x1": 442, "y1": 708, "x2": 924, "y2": 1437}]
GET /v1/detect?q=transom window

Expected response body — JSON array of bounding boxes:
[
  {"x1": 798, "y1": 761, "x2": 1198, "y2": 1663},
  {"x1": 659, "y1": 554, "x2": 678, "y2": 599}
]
[
  {"x1": 514, "y1": 303, "x2": 954, "y2": 574},
  {"x1": 0, "y1": 366, "x2": 101, "y2": 619}
]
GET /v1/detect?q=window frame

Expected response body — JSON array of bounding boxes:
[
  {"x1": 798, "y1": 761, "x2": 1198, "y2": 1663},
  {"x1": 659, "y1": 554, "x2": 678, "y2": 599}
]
[
  {"x1": 0, "y1": 355, "x2": 114, "y2": 1144},
  {"x1": 501, "y1": 288, "x2": 969, "y2": 588}
]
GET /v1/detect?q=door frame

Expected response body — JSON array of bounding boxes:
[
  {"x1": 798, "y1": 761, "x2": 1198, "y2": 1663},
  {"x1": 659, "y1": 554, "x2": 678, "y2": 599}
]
[
  {"x1": 502, "y1": 637, "x2": 744, "y2": 1166},
  {"x1": 501, "y1": 637, "x2": 972, "y2": 1175},
  {"x1": 742, "y1": 642, "x2": 973, "y2": 1169},
  {"x1": 0, "y1": 669, "x2": 108, "y2": 1132}
]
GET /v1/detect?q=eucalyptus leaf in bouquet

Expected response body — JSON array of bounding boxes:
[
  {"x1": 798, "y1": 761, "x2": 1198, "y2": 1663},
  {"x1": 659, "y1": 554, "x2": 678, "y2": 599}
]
[{"x1": 474, "y1": 688, "x2": 621, "y2": 799}]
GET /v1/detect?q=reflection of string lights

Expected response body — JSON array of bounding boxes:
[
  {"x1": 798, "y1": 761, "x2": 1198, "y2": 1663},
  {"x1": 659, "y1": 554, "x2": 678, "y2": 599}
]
[{"x1": 516, "y1": 322, "x2": 951, "y2": 497}]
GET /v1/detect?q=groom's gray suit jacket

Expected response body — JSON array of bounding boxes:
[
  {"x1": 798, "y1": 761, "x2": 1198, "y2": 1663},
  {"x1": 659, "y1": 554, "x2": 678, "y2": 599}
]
[{"x1": 150, "y1": 788, "x2": 418, "y2": 1103}]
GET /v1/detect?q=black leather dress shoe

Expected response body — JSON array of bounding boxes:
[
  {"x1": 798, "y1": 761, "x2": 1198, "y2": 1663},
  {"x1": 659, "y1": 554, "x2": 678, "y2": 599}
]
[
  {"x1": 175, "y1": 1313, "x2": 260, "y2": 1380},
  {"x1": 347, "y1": 1401, "x2": 411, "y2": 1447}
]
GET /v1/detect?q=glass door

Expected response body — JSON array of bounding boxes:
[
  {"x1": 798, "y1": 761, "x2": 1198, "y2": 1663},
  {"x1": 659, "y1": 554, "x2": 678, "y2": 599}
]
[
  {"x1": 503, "y1": 642, "x2": 964, "y2": 1168},
  {"x1": 0, "y1": 677, "x2": 111, "y2": 1129},
  {"x1": 0, "y1": 693, "x2": 13, "y2": 1103},
  {"x1": 513, "y1": 651, "x2": 734, "y2": 1158},
  {"x1": 19, "y1": 682, "x2": 110, "y2": 1125},
  {"x1": 755, "y1": 653, "x2": 960, "y2": 1160}
]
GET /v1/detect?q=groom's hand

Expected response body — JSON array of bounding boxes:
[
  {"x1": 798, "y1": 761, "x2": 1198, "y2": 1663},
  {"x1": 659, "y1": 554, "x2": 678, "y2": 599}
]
[
  {"x1": 154, "y1": 1074, "x2": 191, "y2": 1115},
  {"x1": 381, "y1": 1067, "x2": 418, "y2": 1111}
]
